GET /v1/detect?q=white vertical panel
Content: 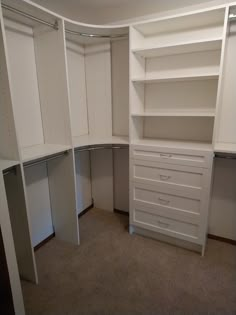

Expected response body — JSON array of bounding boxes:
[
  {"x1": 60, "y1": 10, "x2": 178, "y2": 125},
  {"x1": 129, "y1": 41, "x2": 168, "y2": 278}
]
[
  {"x1": 75, "y1": 151, "x2": 92, "y2": 214},
  {"x1": 113, "y1": 148, "x2": 129, "y2": 212},
  {"x1": 4, "y1": 165, "x2": 38, "y2": 283},
  {"x1": 66, "y1": 42, "x2": 89, "y2": 137},
  {"x1": 91, "y1": 149, "x2": 113, "y2": 211},
  {"x1": 5, "y1": 19, "x2": 44, "y2": 148},
  {"x1": 0, "y1": 174, "x2": 25, "y2": 315},
  {"x1": 48, "y1": 151, "x2": 79, "y2": 245},
  {"x1": 34, "y1": 19, "x2": 72, "y2": 146},
  {"x1": 24, "y1": 163, "x2": 53, "y2": 247},
  {"x1": 111, "y1": 39, "x2": 129, "y2": 136},
  {"x1": 209, "y1": 158, "x2": 236, "y2": 240},
  {"x1": 85, "y1": 43, "x2": 112, "y2": 138},
  {"x1": 0, "y1": 16, "x2": 19, "y2": 161}
]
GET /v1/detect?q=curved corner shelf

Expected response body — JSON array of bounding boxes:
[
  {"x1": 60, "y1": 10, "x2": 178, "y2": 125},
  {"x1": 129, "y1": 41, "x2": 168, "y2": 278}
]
[
  {"x1": 0, "y1": 159, "x2": 20, "y2": 172},
  {"x1": 73, "y1": 135, "x2": 129, "y2": 150}
]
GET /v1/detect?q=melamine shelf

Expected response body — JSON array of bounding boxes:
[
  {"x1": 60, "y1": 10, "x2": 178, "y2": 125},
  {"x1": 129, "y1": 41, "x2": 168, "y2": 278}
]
[
  {"x1": 131, "y1": 109, "x2": 216, "y2": 117},
  {"x1": 131, "y1": 138, "x2": 213, "y2": 151},
  {"x1": 73, "y1": 135, "x2": 129, "y2": 149},
  {"x1": 132, "y1": 73, "x2": 219, "y2": 84},
  {"x1": 132, "y1": 38, "x2": 222, "y2": 58},
  {"x1": 0, "y1": 160, "x2": 20, "y2": 172},
  {"x1": 21, "y1": 144, "x2": 71, "y2": 163},
  {"x1": 214, "y1": 142, "x2": 236, "y2": 154}
]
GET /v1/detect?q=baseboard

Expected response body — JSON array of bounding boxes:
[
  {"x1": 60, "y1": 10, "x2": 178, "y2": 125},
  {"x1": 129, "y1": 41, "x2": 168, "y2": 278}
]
[
  {"x1": 34, "y1": 233, "x2": 55, "y2": 251},
  {"x1": 114, "y1": 209, "x2": 129, "y2": 216},
  {"x1": 78, "y1": 204, "x2": 94, "y2": 218},
  {"x1": 208, "y1": 234, "x2": 236, "y2": 246}
]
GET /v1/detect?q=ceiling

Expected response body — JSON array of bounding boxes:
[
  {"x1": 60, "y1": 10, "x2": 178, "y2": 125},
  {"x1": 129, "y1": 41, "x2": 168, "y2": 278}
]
[{"x1": 31, "y1": 0, "x2": 229, "y2": 24}]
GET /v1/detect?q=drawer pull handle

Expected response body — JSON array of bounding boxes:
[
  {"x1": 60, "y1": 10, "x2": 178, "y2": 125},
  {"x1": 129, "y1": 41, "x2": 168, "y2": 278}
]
[
  {"x1": 160, "y1": 174, "x2": 171, "y2": 181},
  {"x1": 157, "y1": 220, "x2": 170, "y2": 228},
  {"x1": 158, "y1": 198, "x2": 170, "y2": 205},
  {"x1": 160, "y1": 153, "x2": 172, "y2": 158}
]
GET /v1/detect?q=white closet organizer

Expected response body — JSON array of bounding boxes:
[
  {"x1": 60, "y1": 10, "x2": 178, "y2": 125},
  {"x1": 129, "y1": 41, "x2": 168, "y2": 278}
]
[
  {"x1": 64, "y1": 20, "x2": 129, "y2": 214},
  {"x1": 129, "y1": 7, "x2": 227, "y2": 254}
]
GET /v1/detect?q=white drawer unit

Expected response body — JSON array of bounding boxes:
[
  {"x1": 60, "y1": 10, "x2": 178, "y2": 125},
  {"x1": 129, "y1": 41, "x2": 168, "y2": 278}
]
[
  {"x1": 129, "y1": 144, "x2": 213, "y2": 254},
  {"x1": 131, "y1": 159, "x2": 207, "y2": 190},
  {"x1": 131, "y1": 144, "x2": 213, "y2": 168}
]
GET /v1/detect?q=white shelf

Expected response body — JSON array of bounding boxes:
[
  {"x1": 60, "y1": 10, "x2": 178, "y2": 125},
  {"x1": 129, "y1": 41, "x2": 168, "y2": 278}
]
[
  {"x1": 131, "y1": 109, "x2": 215, "y2": 117},
  {"x1": 132, "y1": 73, "x2": 219, "y2": 84},
  {"x1": 214, "y1": 142, "x2": 236, "y2": 154},
  {"x1": 132, "y1": 138, "x2": 213, "y2": 151},
  {"x1": 73, "y1": 135, "x2": 129, "y2": 149},
  {"x1": 21, "y1": 144, "x2": 71, "y2": 163},
  {"x1": 132, "y1": 38, "x2": 222, "y2": 58},
  {"x1": 0, "y1": 159, "x2": 20, "y2": 172}
]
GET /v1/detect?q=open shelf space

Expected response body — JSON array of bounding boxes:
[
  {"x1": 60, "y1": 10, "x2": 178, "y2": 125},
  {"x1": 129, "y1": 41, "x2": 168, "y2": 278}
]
[
  {"x1": 131, "y1": 109, "x2": 215, "y2": 117},
  {"x1": 132, "y1": 38, "x2": 222, "y2": 58},
  {"x1": 3, "y1": 13, "x2": 72, "y2": 164},
  {"x1": 131, "y1": 8, "x2": 225, "y2": 49},
  {"x1": 21, "y1": 144, "x2": 71, "y2": 163}
]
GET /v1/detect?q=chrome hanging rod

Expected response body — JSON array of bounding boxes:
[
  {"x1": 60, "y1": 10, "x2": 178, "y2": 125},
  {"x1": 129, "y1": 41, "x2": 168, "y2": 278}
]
[
  {"x1": 3, "y1": 167, "x2": 16, "y2": 176},
  {"x1": 215, "y1": 153, "x2": 236, "y2": 159},
  {"x1": 1, "y1": 4, "x2": 58, "y2": 30},
  {"x1": 24, "y1": 151, "x2": 68, "y2": 169},
  {"x1": 229, "y1": 13, "x2": 236, "y2": 21},
  {"x1": 75, "y1": 145, "x2": 128, "y2": 153},
  {"x1": 65, "y1": 28, "x2": 128, "y2": 39}
]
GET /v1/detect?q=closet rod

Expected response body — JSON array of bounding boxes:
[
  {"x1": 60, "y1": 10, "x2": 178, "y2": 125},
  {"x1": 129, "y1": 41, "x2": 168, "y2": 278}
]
[
  {"x1": 75, "y1": 145, "x2": 128, "y2": 153},
  {"x1": 1, "y1": 4, "x2": 58, "y2": 30},
  {"x1": 3, "y1": 167, "x2": 16, "y2": 176},
  {"x1": 229, "y1": 13, "x2": 236, "y2": 21},
  {"x1": 24, "y1": 151, "x2": 68, "y2": 169},
  {"x1": 65, "y1": 28, "x2": 128, "y2": 39},
  {"x1": 215, "y1": 153, "x2": 236, "y2": 160}
]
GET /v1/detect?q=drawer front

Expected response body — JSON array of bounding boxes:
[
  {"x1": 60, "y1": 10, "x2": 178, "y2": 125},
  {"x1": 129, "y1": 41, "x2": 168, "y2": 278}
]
[
  {"x1": 132, "y1": 182, "x2": 201, "y2": 214},
  {"x1": 131, "y1": 145, "x2": 213, "y2": 168},
  {"x1": 132, "y1": 205, "x2": 200, "y2": 243},
  {"x1": 131, "y1": 160, "x2": 205, "y2": 190}
]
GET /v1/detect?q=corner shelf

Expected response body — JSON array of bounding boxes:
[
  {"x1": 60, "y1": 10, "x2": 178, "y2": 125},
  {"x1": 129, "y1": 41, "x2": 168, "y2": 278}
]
[
  {"x1": 21, "y1": 144, "x2": 71, "y2": 163},
  {"x1": 131, "y1": 109, "x2": 216, "y2": 117},
  {"x1": 132, "y1": 73, "x2": 219, "y2": 84},
  {"x1": 132, "y1": 38, "x2": 222, "y2": 58},
  {"x1": 73, "y1": 135, "x2": 129, "y2": 149},
  {"x1": 214, "y1": 142, "x2": 236, "y2": 154},
  {"x1": 0, "y1": 160, "x2": 20, "y2": 172}
]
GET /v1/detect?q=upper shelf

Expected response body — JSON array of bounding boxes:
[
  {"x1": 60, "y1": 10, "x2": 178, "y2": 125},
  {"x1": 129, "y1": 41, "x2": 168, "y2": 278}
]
[
  {"x1": 132, "y1": 38, "x2": 222, "y2": 58},
  {"x1": 214, "y1": 142, "x2": 236, "y2": 154},
  {"x1": 132, "y1": 72, "x2": 219, "y2": 84},
  {"x1": 0, "y1": 159, "x2": 19, "y2": 172},
  {"x1": 21, "y1": 144, "x2": 71, "y2": 163},
  {"x1": 131, "y1": 109, "x2": 216, "y2": 117},
  {"x1": 73, "y1": 135, "x2": 129, "y2": 149}
]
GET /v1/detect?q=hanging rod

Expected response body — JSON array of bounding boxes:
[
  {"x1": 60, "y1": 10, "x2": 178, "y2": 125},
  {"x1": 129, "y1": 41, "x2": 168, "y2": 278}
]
[
  {"x1": 24, "y1": 151, "x2": 68, "y2": 169},
  {"x1": 229, "y1": 13, "x2": 236, "y2": 21},
  {"x1": 65, "y1": 28, "x2": 128, "y2": 39},
  {"x1": 1, "y1": 4, "x2": 58, "y2": 30},
  {"x1": 3, "y1": 167, "x2": 16, "y2": 176}
]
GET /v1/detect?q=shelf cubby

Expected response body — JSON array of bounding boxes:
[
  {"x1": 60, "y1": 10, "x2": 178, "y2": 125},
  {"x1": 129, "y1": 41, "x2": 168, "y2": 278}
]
[{"x1": 3, "y1": 10, "x2": 72, "y2": 163}]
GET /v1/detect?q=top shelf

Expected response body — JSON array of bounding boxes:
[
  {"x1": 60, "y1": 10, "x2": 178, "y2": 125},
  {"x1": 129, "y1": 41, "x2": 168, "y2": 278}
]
[
  {"x1": 0, "y1": 159, "x2": 20, "y2": 172},
  {"x1": 132, "y1": 38, "x2": 222, "y2": 58}
]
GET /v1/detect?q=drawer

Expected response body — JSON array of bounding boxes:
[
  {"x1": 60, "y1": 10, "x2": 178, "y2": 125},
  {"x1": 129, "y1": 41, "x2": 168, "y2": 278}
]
[
  {"x1": 131, "y1": 159, "x2": 206, "y2": 190},
  {"x1": 132, "y1": 182, "x2": 201, "y2": 214},
  {"x1": 131, "y1": 144, "x2": 213, "y2": 168},
  {"x1": 131, "y1": 204, "x2": 200, "y2": 243}
]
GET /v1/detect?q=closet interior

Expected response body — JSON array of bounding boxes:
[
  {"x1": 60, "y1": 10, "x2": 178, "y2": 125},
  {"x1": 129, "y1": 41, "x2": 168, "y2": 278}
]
[{"x1": 1, "y1": 1, "x2": 236, "y2": 314}]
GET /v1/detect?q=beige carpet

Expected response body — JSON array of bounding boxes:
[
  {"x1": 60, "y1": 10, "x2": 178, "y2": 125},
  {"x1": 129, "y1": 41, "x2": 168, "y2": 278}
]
[{"x1": 22, "y1": 208, "x2": 236, "y2": 315}]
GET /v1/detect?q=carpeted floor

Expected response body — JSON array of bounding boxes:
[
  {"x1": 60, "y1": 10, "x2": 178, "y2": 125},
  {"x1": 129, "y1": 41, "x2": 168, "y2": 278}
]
[{"x1": 22, "y1": 208, "x2": 236, "y2": 315}]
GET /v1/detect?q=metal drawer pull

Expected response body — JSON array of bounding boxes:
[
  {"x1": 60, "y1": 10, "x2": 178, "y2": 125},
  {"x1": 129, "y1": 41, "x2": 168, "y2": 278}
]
[
  {"x1": 157, "y1": 220, "x2": 170, "y2": 228},
  {"x1": 158, "y1": 198, "x2": 170, "y2": 205},
  {"x1": 160, "y1": 153, "x2": 172, "y2": 158},
  {"x1": 160, "y1": 174, "x2": 171, "y2": 181}
]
